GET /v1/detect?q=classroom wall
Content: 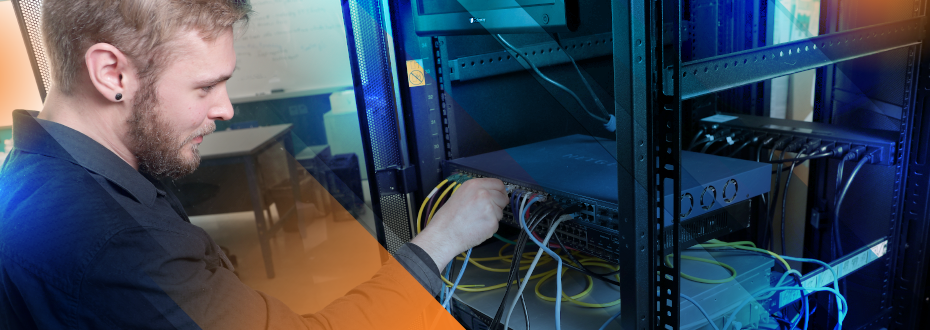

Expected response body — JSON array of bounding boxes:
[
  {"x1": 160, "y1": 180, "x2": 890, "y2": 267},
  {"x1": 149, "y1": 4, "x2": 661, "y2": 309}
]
[{"x1": 1, "y1": 1, "x2": 44, "y2": 127}]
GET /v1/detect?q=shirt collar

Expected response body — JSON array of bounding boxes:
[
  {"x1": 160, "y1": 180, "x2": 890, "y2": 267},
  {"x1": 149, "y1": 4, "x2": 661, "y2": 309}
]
[{"x1": 12, "y1": 110, "x2": 158, "y2": 206}]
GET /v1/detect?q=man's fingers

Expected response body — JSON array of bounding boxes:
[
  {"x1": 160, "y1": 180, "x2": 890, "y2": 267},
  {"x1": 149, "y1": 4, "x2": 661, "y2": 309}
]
[
  {"x1": 471, "y1": 178, "x2": 506, "y2": 192},
  {"x1": 490, "y1": 189, "x2": 509, "y2": 209}
]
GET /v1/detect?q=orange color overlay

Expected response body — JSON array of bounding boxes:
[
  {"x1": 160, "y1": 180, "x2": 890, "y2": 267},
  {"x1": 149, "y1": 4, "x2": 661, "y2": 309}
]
[
  {"x1": 287, "y1": 167, "x2": 463, "y2": 329},
  {"x1": 1, "y1": 2, "x2": 44, "y2": 126},
  {"x1": 188, "y1": 152, "x2": 466, "y2": 329}
]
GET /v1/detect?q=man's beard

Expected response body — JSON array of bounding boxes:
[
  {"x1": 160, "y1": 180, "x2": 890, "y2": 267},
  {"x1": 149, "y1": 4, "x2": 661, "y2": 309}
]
[{"x1": 127, "y1": 84, "x2": 215, "y2": 179}]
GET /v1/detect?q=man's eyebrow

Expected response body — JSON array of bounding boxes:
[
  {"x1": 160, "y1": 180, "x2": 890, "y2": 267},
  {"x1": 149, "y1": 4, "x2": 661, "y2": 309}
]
[{"x1": 197, "y1": 74, "x2": 233, "y2": 86}]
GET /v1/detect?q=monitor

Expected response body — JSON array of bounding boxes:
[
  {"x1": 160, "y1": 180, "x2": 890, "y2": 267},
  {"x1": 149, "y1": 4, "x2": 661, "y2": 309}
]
[{"x1": 412, "y1": 0, "x2": 578, "y2": 36}]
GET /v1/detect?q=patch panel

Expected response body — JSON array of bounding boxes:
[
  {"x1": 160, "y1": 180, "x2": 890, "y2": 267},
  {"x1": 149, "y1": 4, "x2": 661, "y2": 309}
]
[{"x1": 699, "y1": 113, "x2": 899, "y2": 165}]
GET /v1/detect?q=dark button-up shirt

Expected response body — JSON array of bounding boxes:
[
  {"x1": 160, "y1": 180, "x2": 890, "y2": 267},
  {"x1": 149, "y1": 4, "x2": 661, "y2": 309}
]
[{"x1": 0, "y1": 110, "x2": 441, "y2": 329}]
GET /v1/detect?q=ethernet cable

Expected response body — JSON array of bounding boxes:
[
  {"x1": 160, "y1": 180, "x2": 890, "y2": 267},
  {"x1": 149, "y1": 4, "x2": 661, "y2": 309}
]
[
  {"x1": 551, "y1": 229, "x2": 623, "y2": 286},
  {"x1": 770, "y1": 255, "x2": 847, "y2": 330},
  {"x1": 427, "y1": 182, "x2": 458, "y2": 226},
  {"x1": 494, "y1": 34, "x2": 613, "y2": 129},
  {"x1": 693, "y1": 242, "x2": 818, "y2": 329},
  {"x1": 598, "y1": 307, "x2": 622, "y2": 330},
  {"x1": 490, "y1": 192, "x2": 532, "y2": 329},
  {"x1": 781, "y1": 146, "x2": 811, "y2": 255},
  {"x1": 680, "y1": 294, "x2": 722, "y2": 330},
  {"x1": 663, "y1": 254, "x2": 737, "y2": 284},
  {"x1": 700, "y1": 139, "x2": 718, "y2": 153},
  {"x1": 688, "y1": 129, "x2": 706, "y2": 150},
  {"x1": 503, "y1": 195, "x2": 569, "y2": 330},
  {"x1": 723, "y1": 136, "x2": 755, "y2": 156},
  {"x1": 759, "y1": 151, "x2": 835, "y2": 164},
  {"x1": 833, "y1": 150, "x2": 875, "y2": 257},
  {"x1": 833, "y1": 148, "x2": 873, "y2": 298},
  {"x1": 698, "y1": 239, "x2": 792, "y2": 271},
  {"x1": 416, "y1": 179, "x2": 448, "y2": 233},
  {"x1": 442, "y1": 248, "x2": 472, "y2": 310},
  {"x1": 553, "y1": 33, "x2": 611, "y2": 119},
  {"x1": 723, "y1": 286, "x2": 846, "y2": 330},
  {"x1": 534, "y1": 258, "x2": 622, "y2": 308},
  {"x1": 493, "y1": 233, "x2": 535, "y2": 246}
]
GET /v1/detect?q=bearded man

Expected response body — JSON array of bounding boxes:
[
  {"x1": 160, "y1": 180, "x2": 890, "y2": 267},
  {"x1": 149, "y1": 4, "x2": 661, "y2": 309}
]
[{"x1": 0, "y1": 0, "x2": 508, "y2": 329}]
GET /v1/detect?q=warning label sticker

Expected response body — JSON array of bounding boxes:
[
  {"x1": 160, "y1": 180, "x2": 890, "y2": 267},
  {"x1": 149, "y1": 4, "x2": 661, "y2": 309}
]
[{"x1": 406, "y1": 59, "x2": 426, "y2": 87}]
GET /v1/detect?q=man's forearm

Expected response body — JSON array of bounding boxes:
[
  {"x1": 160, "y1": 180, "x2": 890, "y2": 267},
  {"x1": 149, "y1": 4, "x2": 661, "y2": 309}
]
[{"x1": 393, "y1": 243, "x2": 442, "y2": 296}]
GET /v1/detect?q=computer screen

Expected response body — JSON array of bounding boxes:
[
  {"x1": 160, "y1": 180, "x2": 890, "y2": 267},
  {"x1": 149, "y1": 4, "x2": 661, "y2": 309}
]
[{"x1": 412, "y1": 0, "x2": 577, "y2": 36}]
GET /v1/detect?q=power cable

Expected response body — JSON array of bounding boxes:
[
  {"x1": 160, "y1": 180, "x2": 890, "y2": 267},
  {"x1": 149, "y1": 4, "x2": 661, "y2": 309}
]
[
  {"x1": 553, "y1": 33, "x2": 611, "y2": 118},
  {"x1": 494, "y1": 34, "x2": 609, "y2": 124},
  {"x1": 781, "y1": 146, "x2": 809, "y2": 255}
]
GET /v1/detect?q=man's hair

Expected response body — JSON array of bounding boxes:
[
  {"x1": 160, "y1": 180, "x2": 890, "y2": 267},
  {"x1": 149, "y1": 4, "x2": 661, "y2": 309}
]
[{"x1": 42, "y1": 0, "x2": 252, "y2": 94}]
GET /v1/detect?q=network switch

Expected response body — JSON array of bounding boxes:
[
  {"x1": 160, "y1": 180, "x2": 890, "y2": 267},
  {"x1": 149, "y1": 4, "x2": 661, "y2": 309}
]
[{"x1": 443, "y1": 134, "x2": 771, "y2": 261}]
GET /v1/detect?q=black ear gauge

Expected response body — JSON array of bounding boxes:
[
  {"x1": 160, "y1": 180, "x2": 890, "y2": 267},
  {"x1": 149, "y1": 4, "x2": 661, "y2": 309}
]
[{"x1": 115, "y1": 93, "x2": 123, "y2": 101}]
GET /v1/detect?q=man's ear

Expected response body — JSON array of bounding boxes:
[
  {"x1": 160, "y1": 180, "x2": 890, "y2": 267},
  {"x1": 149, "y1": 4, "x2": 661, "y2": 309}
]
[{"x1": 85, "y1": 43, "x2": 133, "y2": 102}]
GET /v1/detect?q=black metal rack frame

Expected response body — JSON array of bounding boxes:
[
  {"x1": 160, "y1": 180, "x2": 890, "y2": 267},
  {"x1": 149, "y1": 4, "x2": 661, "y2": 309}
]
[{"x1": 338, "y1": 0, "x2": 930, "y2": 328}]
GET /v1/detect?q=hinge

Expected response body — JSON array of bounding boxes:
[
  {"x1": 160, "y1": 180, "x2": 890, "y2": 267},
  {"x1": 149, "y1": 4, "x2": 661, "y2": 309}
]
[{"x1": 375, "y1": 165, "x2": 418, "y2": 195}]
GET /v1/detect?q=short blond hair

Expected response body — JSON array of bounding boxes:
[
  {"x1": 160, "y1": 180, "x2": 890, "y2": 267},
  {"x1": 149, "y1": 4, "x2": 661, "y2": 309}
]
[{"x1": 42, "y1": 0, "x2": 252, "y2": 94}]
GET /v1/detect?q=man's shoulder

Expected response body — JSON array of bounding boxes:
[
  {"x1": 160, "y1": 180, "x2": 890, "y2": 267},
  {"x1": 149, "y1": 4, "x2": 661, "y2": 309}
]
[
  {"x1": 0, "y1": 150, "x2": 106, "y2": 219},
  {"x1": 0, "y1": 150, "x2": 137, "y2": 289}
]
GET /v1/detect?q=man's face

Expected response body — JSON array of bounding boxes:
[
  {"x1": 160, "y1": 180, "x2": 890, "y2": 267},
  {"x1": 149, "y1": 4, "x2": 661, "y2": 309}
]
[{"x1": 128, "y1": 29, "x2": 236, "y2": 179}]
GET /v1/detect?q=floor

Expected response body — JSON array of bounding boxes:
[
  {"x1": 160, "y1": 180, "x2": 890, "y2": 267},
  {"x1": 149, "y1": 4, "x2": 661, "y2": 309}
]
[{"x1": 189, "y1": 179, "x2": 382, "y2": 315}]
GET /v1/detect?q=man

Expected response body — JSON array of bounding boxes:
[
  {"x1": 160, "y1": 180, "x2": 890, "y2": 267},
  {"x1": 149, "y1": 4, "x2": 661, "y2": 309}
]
[{"x1": 0, "y1": 0, "x2": 509, "y2": 329}]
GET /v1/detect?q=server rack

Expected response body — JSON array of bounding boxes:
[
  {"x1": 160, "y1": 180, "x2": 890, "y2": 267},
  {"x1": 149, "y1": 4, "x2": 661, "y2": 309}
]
[{"x1": 340, "y1": 0, "x2": 930, "y2": 329}]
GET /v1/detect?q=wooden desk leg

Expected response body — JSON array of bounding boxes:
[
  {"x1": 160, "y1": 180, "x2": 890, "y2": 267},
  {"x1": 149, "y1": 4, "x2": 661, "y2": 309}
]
[
  {"x1": 244, "y1": 156, "x2": 275, "y2": 279},
  {"x1": 285, "y1": 137, "x2": 306, "y2": 239}
]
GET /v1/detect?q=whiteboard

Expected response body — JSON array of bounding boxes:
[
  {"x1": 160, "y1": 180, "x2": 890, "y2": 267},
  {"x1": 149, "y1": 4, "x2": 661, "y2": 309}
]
[{"x1": 227, "y1": 0, "x2": 353, "y2": 102}]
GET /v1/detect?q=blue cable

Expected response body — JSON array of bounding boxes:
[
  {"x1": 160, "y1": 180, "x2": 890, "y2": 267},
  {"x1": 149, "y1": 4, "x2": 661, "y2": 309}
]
[
  {"x1": 518, "y1": 196, "x2": 563, "y2": 330},
  {"x1": 598, "y1": 308, "x2": 622, "y2": 330},
  {"x1": 440, "y1": 261, "x2": 453, "y2": 304},
  {"x1": 787, "y1": 272, "x2": 808, "y2": 330},
  {"x1": 680, "y1": 294, "x2": 721, "y2": 330},
  {"x1": 442, "y1": 248, "x2": 472, "y2": 309},
  {"x1": 722, "y1": 286, "x2": 847, "y2": 330},
  {"x1": 777, "y1": 255, "x2": 846, "y2": 330}
]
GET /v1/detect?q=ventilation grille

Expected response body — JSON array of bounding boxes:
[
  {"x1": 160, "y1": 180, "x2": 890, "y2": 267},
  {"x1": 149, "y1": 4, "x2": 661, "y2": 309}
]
[{"x1": 12, "y1": 0, "x2": 51, "y2": 100}]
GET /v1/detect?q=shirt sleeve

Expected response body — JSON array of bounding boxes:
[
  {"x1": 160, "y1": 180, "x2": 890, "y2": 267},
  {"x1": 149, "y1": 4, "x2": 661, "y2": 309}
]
[
  {"x1": 393, "y1": 243, "x2": 442, "y2": 297},
  {"x1": 78, "y1": 227, "x2": 451, "y2": 330}
]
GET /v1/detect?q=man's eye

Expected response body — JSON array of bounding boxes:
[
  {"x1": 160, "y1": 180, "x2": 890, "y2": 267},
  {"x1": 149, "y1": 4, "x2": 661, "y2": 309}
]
[{"x1": 202, "y1": 85, "x2": 216, "y2": 93}]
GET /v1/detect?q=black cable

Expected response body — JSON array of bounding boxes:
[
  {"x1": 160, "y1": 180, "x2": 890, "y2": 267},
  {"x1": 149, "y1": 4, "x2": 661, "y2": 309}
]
[
  {"x1": 495, "y1": 34, "x2": 608, "y2": 123},
  {"x1": 759, "y1": 152, "x2": 834, "y2": 164},
  {"x1": 832, "y1": 153, "x2": 854, "y2": 261},
  {"x1": 502, "y1": 204, "x2": 555, "y2": 329},
  {"x1": 688, "y1": 129, "x2": 705, "y2": 151},
  {"x1": 699, "y1": 140, "x2": 717, "y2": 153},
  {"x1": 491, "y1": 196, "x2": 552, "y2": 330},
  {"x1": 765, "y1": 149, "x2": 786, "y2": 250},
  {"x1": 490, "y1": 194, "x2": 526, "y2": 330},
  {"x1": 835, "y1": 152, "x2": 873, "y2": 297},
  {"x1": 491, "y1": 232, "x2": 525, "y2": 330},
  {"x1": 780, "y1": 147, "x2": 808, "y2": 255},
  {"x1": 553, "y1": 33, "x2": 610, "y2": 118},
  {"x1": 689, "y1": 138, "x2": 711, "y2": 151},
  {"x1": 710, "y1": 141, "x2": 732, "y2": 155},
  {"x1": 550, "y1": 220, "x2": 623, "y2": 286},
  {"x1": 521, "y1": 294, "x2": 530, "y2": 330},
  {"x1": 726, "y1": 139, "x2": 753, "y2": 157}
]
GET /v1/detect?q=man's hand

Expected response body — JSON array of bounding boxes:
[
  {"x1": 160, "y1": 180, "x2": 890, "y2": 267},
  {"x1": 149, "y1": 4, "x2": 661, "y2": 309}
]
[{"x1": 410, "y1": 178, "x2": 509, "y2": 271}]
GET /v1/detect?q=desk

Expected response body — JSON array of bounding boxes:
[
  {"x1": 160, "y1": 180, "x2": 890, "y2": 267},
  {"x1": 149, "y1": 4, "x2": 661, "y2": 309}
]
[{"x1": 198, "y1": 124, "x2": 303, "y2": 279}]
